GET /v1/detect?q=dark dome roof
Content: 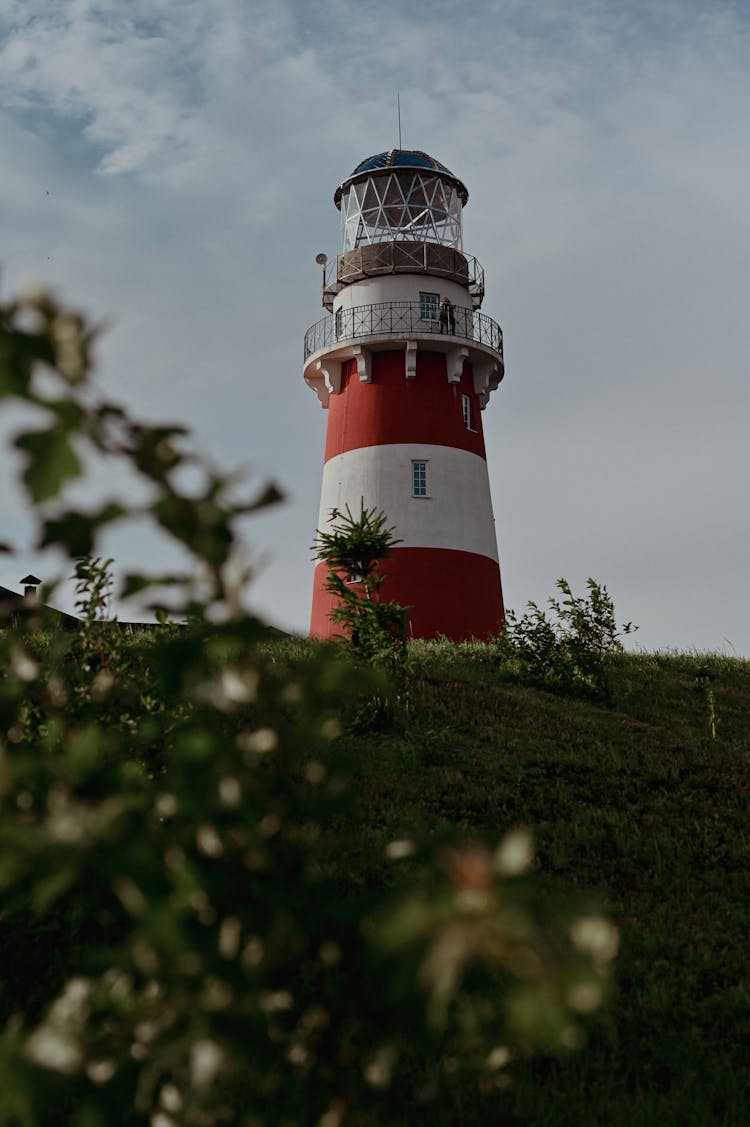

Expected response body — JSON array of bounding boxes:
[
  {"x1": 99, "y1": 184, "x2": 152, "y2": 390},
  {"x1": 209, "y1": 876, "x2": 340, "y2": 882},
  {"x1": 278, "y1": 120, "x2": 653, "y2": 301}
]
[
  {"x1": 351, "y1": 149, "x2": 455, "y2": 176},
  {"x1": 335, "y1": 149, "x2": 468, "y2": 207}
]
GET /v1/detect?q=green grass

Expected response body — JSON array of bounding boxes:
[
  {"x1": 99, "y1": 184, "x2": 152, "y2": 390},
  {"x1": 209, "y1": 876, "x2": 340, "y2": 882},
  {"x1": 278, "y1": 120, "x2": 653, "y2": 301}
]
[{"x1": 282, "y1": 641, "x2": 750, "y2": 1125}]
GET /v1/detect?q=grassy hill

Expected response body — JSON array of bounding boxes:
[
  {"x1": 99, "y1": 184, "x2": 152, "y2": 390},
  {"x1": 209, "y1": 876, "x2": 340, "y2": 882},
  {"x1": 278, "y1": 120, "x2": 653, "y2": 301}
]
[
  {"x1": 2, "y1": 625, "x2": 747, "y2": 1125},
  {"x1": 294, "y1": 642, "x2": 750, "y2": 1125}
]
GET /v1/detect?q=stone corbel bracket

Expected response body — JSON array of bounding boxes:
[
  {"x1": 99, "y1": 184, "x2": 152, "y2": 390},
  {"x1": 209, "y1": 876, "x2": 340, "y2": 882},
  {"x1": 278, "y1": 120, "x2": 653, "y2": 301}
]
[
  {"x1": 304, "y1": 357, "x2": 342, "y2": 408},
  {"x1": 473, "y1": 360, "x2": 502, "y2": 408},
  {"x1": 352, "y1": 345, "x2": 372, "y2": 383},
  {"x1": 446, "y1": 346, "x2": 469, "y2": 385}
]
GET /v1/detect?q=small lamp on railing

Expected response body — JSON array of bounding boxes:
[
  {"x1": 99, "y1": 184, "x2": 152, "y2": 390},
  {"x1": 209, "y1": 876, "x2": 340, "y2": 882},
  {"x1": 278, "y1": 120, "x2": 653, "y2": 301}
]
[{"x1": 315, "y1": 252, "x2": 328, "y2": 292}]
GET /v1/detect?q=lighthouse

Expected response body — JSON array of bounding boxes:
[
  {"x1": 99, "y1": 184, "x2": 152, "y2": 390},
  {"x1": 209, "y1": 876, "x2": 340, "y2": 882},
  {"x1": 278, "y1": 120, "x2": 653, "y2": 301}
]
[{"x1": 304, "y1": 149, "x2": 505, "y2": 641}]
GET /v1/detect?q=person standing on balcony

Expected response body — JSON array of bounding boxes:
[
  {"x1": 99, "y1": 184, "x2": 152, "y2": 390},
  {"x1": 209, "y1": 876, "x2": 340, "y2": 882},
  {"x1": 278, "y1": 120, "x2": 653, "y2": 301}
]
[{"x1": 440, "y1": 296, "x2": 455, "y2": 334}]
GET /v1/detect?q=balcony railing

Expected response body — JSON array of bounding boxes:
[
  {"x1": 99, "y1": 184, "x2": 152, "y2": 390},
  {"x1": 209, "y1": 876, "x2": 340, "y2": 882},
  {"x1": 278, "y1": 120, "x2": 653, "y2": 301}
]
[
  {"x1": 321, "y1": 244, "x2": 486, "y2": 310},
  {"x1": 304, "y1": 301, "x2": 503, "y2": 362}
]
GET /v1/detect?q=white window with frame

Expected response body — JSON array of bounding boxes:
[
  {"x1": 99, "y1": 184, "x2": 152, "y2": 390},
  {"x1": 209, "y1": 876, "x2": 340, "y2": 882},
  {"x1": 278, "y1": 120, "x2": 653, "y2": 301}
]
[
  {"x1": 462, "y1": 393, "x2": 473, "y2": 430},
  {"x1": 419, "y1": 292, "x2": 440, "y2": 322},
  {"x1": 412, "y1": 460, "x2": 428, "y2": 497}
]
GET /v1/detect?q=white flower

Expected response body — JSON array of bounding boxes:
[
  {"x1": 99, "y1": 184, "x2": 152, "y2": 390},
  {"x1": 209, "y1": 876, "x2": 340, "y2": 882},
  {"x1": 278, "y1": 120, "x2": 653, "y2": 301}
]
[
  {"x1": 494, "y1": 829, "x2": 534, "y2": 876},
  {"x1": 385, "y1": 839, "x2": 415, "y2": 860},
  {"x1": 486, "y1": 1045, "x2": 511, "y2": 1070},
  {"x1": 24, "y1": 978, "x2": 92, "y2": 1074},
  {"x1": 569, "y1": 916, "x2": 619, "y2": 965},
  {"x1": 567, "y1": 980, "x2": 604, "y2": 1013},
  {"x1": 190, "y1": 1040, "x2": 223, "y2": 1088}
]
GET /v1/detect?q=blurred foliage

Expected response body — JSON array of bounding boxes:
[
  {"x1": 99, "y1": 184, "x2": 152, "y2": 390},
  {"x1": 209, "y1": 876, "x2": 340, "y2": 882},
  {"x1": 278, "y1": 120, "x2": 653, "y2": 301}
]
[{"x1": 0, "y1": 286, "x2": 617, "y2": 1124}]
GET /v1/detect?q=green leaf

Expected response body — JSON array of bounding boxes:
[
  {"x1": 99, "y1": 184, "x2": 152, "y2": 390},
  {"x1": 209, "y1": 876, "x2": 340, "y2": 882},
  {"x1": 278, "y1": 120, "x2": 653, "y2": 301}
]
[
  {"x1": 0, "y1": 332, "x2": 55, "y2": 397},
  {"x1": 128, "y1": 423, "x2": 190, "y2": 476},
  {"x1": 121, "y1": 572, "x2": 186, "y2": 598},
  {"x1": 15, "y1": 429, "x2": 82, "y2": 503},
  {"x1": 237, "y1": 481, "x2": 285, "y2": 514},
  {"x1": 38, "y1": 503, "x2": 127, "y2": 555},
  {"x1": 32, "y1": 866, "x2": 78, "y2": 912}
]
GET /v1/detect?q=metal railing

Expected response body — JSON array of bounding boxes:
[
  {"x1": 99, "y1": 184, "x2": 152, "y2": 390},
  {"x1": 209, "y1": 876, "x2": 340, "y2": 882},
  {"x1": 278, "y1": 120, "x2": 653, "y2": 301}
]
[
  {"x1": 321, "y1": 244, "x2": 486, "y2": 310},
  {"x1": 304, "y1": 301, "x2": 503, "y2": 361}
]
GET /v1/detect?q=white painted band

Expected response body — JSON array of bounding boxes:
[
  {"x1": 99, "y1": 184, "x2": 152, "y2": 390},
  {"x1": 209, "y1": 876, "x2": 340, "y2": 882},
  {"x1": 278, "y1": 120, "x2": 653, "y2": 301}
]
[{"x1": 317, "y1": 443, "x2": 499, "y2": 562}]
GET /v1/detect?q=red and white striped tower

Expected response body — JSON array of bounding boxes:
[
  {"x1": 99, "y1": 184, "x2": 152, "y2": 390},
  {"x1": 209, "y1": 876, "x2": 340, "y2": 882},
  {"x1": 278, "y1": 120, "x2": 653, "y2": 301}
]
[{"x1": 304, "y1": 149, "x2": 505, "y2": 641}]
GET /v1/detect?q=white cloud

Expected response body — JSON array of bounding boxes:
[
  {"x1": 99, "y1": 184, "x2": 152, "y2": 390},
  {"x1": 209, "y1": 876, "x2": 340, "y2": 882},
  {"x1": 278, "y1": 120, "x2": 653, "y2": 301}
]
[{"x1": 0, "y1": 4, "x2": 189, "y2": 173}]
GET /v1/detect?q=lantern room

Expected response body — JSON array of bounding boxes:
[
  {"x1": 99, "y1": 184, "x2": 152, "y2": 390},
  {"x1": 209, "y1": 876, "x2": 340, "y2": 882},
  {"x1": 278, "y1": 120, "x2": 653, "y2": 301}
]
[
  {"x1": 334, "y1": 149, "x2": 468, "y2": 252},
  {"x1": 320, "y1": 150, "x2": 483, "y2": 313}
]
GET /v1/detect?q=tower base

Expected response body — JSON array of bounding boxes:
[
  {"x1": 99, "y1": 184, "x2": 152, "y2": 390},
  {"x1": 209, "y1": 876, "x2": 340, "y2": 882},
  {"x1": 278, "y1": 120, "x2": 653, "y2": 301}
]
[{"x1": 310, "y1": 547, "x2": 504, "y2": 642}]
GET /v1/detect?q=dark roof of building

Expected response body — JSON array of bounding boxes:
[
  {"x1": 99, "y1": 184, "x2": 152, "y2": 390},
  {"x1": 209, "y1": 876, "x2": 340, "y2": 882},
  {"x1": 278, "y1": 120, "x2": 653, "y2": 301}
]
[{"x1": 0, "y1": 585, "x2": 80, "y2": 630}]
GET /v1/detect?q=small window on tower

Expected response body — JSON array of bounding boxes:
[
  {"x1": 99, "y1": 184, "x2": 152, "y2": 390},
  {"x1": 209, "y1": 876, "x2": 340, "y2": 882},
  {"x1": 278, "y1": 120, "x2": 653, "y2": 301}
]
[
  {"x1": 334, "y1": 307, "x2": 343, "y2": 338},
  {"x1": 419, "y1": 292, "x2": 440, "y2": 321},
  {"x1": 412, "y1": 460, "x2": 428, "y2": 497},
  {"x1": 462, "y1": 393, "x2": 473, "y2": 430}
]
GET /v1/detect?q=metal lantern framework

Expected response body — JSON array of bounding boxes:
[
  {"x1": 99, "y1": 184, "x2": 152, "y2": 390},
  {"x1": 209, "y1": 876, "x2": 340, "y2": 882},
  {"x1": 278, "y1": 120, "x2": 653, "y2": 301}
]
[{"x1": 337, "y1": 168, "x2": 465, "y2": 251}]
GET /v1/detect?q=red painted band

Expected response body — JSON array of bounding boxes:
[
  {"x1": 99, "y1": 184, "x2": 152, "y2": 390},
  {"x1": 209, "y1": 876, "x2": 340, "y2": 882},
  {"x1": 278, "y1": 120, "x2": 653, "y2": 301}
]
[
  {"x1": 310, "y1": 547, "x2": 504, "y2": 642},
  {"x1": 324, "y1": 350, "x2": 487, "y2": 462}
]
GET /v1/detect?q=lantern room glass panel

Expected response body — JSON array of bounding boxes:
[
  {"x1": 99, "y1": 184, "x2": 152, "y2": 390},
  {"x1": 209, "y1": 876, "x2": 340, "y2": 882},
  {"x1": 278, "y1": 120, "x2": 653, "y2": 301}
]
[{"x1": 340, "y1": 172, "x2": 463, "y2": 253}]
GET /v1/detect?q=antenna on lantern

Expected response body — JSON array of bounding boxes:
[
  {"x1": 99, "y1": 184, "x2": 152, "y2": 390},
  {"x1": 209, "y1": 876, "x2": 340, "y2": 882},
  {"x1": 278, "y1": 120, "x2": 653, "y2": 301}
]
[{"x1": 396, "y1": 92, "x2": 402, "y2": 148}]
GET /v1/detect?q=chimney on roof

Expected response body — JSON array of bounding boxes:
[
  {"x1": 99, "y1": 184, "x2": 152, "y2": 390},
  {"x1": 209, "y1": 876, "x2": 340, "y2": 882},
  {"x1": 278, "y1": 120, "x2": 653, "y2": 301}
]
[{"x1": 20, "y1": 574, "x2": 42, "y2": 600}]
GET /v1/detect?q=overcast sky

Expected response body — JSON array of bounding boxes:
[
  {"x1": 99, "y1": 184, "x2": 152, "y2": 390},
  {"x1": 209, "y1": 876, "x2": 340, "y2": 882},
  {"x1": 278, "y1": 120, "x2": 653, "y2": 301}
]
[{"x1": 1, "y1": 0, "x2": 748, "y2": 654}]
